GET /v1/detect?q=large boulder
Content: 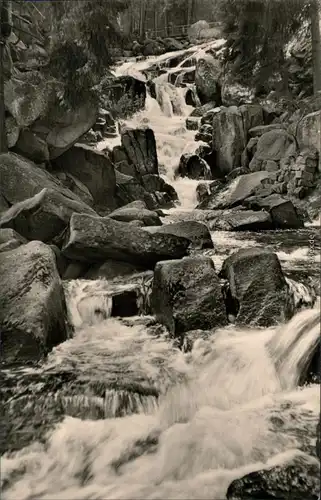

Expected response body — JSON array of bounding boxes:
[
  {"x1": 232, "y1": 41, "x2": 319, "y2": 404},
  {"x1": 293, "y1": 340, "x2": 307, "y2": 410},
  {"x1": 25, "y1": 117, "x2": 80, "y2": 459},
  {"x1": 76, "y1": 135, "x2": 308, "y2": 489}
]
[
  {"x1": 143, "y1": 221, "x2": 214, "y2": 249},
  {"x1": 143, "y1": 39, "x2": 165, "y2": 56},
  {"x1": 212, "y1": 107, "x2": 247, "y2": 175},
  {"x1": 0, "y1": 188, "x2": 96, "y2": 243},
  {"x1": 52, "y1": 144, "x2": 117, "y2": 212},
  {"x1": 0, "y1": 241, "x2": 68, "y2": 363},
  {"x1": 217, "y1": 209, "x2": 273, "y2": 231},
  {"x1": 195, "y1": 53, "x2": 222, "y2": 105},
  {"x1": 226, "y1": 456, "x2": 320, "y2": 500},
  {"x1": 219, "y1": 248, "x2": 293, "y2": 327},
  {"x1": 249, "y1": 129, "x2": 297, "y2": 172},
  {"x1": 108, "y1": 202, "x2": 162, "y2": 226},
  {"x1": 244, "y1": 194, "x2": 304, "y2": 229},
  {"x1": 0, "y1": 152, "x2": 91, "y2": 206},
  {"x1": 201, "y1": 171, "x2": 270, "y2": 209},
  {"x1": 121, "y1": 128, "x2": 159, "y2": 177},
  {"x1": 296, "y1": 110, "x2": 321, "y2": 169},
  {"x1": 62, "y1": 213, "x2": 190, "y2": 268},
  {"x1": 177, "y1": 153, "x2": 212, "y2": 180},
  {"x1": 4, "y1": 71, "x2": 54, "y2": 127},
  {"x1": 31, "y1": 101, "x2": 98, "y2": 159},
  {"x1": 151, "y1": 256, "x2": 227, "y2": 337},
  {"x1": 140, "y1": 174, "x2": 178, "y2": 207}
]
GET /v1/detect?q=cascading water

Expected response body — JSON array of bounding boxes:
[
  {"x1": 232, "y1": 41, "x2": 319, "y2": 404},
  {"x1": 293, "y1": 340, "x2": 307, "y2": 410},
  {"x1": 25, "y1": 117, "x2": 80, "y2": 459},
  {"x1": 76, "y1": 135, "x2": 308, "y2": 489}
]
[
  {"x1": 97, "y1": 41, "x2": 225, "y2": 209},
  {"x1": 2, "y1": 44, "x2": 320, "y2": 500},
  {"x1": 2, "y1": 305, "x2": 320, "y2": 500}
]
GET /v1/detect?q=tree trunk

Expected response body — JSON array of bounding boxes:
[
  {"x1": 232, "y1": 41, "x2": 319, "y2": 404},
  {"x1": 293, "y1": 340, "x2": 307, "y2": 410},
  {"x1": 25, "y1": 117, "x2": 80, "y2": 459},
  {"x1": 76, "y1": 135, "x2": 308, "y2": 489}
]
[
  {"x1": 311, "y1": 0, "x2": 321, "y2": 94},
  {"x1": 139, "y1": 0, "x2": 147, "y2": 39},
  {"x1": 0, "y1": 38, "x2": 7, "y2": 153},
  {"x1": 187, "y1": 0, "x2": 193, "y2": 26},
  {"x1": 0, "y1": 0, "x2": 8, "y2": 153}
]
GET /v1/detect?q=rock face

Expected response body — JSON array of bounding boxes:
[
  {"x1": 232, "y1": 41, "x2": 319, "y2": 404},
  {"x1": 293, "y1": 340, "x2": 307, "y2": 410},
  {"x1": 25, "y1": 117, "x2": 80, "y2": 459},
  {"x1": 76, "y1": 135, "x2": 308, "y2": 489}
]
[
  {"x1": 4, "y1": 71, "x2": 53, "y2": 128},
  {"x1": 143, "y1": 221, "x2": 214, "y2": 249},
  {"x1": 52, "y1": 144, "x2": 117, "y2": 211},
  {"x1": 177, "y1": 154, "x2": 212, "y2": 180},
  {"x1": 212, "y1": 107, "x2": 247, "y2": 174},
  {"x1": 195, "y1": 53, "x2": 221, "y2": 105},
  {"x1": 108, "y1": 202, "x2": 162, "y2": 226},
  {"x1": 226, "y1": 457, "x2": 320, "y2": 500},
  {"x1": 249, "y1": 129, "x2": 297, "y2": 172},
  {"x1": 121, "y1": 128, "x2": 159, "y2": 177},
  {"x1": 0, "y1": 241, "x2": 68, "y2": 363},
  {"x1": 62, "y1": 213, "x2": 190, "y2": 268},
  {"x1": 296, "y1": 110, "x2": 321, "y2": 168},
  {"x1": 31, "y1": 101, "x2": 98, "y2": 159},
  {"x1": 151, "y1": 256, "x2": 227, "y2": 336},
  {"x1": 0, "y1": 188, "x2": 96, "y2": 243},
  {"x1": 220, "y1": 248, "x2": 292, "y2": 326}
]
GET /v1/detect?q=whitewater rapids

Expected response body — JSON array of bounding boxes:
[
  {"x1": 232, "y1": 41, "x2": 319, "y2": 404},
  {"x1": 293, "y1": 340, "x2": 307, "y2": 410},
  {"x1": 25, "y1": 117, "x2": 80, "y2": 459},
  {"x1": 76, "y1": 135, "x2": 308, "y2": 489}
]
[{"x1": 2, "y1": 304, "x2": 320, "y2": 500}]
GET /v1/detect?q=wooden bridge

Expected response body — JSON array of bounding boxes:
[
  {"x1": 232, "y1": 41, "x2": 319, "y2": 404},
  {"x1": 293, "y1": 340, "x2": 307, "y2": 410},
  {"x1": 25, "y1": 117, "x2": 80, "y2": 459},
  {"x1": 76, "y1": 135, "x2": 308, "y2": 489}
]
[{"x1": 147, "y1": 21, "x2": 221, "y2": 41}]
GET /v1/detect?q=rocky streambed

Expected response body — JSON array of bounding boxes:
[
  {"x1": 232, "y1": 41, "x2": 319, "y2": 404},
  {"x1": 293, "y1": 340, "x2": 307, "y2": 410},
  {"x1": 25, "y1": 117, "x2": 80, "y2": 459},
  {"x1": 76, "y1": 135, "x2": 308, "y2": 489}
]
[{"x1": 1, "y1": 41, "x2": 320, "y2": 500}]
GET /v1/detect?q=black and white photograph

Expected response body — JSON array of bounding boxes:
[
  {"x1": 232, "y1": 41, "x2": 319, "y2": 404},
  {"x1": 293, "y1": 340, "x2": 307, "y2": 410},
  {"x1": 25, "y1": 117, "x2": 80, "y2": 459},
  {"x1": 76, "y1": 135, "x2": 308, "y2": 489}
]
[{"x1": 0, "y1": 0, "x2": 320, "y2": 498}]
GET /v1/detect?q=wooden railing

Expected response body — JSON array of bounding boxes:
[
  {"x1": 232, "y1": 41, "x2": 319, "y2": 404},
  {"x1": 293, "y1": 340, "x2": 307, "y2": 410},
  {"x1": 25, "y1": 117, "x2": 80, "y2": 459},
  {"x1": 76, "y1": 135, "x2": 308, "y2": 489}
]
[{"x1": 147, "y1": 21, "x2": 221, "y2": 40}]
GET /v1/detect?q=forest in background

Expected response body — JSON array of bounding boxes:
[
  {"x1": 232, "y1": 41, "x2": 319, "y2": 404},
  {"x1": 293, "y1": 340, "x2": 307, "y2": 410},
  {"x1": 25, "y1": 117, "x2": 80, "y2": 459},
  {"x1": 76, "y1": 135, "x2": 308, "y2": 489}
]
[{"x1": 0, "y1": 0, "x2": 320, "y2": 152}]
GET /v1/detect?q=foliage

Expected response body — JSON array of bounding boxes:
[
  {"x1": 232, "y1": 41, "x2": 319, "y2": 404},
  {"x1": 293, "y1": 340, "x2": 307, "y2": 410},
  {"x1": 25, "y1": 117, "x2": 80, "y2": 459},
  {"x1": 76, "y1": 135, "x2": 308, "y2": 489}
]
[
  {"x1": 217, "y1": 0, "x2": 311, "y2": 92},
  {"x1": 8, "y1": 0, "x2": 131, "y2": 109},
  {"x1": 46, "y1": 0, "x2": 130, "y2": 108},
  {"x1": 104, "y1": 94, "x2": 145, "y2": 120}
]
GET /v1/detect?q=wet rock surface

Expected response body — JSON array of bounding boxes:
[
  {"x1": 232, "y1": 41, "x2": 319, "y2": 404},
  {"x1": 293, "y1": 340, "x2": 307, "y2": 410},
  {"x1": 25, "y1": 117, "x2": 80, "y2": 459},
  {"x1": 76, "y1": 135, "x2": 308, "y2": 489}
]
[
  {"x1": 143, "y1": 220, "x2": 214, "y2": 249},
  {"x1": 226, "y1": 456, "x2": 320, "y2": 500},
  {"x1": 0, "y1": 241, "x2": 68, "y2": 364},
  {"x1": 151, "y1": 256, "x2": 227, "y2": 336},
  {"x1": 220, "y1": 248, "x2": 293, "y2": 327},
  {"x1": 62, "y1": 213, "x2": 190, "y2": 268}
]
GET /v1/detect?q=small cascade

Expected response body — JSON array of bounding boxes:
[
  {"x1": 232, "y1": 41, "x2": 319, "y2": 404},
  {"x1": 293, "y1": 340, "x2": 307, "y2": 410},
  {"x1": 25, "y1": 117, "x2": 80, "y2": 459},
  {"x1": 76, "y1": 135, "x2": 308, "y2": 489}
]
[
  {"x1": 63, "y1": 275, "x2": 153, "y2": 330},
  {"x1": 268, "y1": 305, "x2": 320, "y2": 389},
  {"x1": 153, "y1": 81, "x2": 187, "y2": 117},
  {"x1": 63, "y1": 280, "x2": 113, "y2": 329},
  {"x1": 286, "y1": 277, "x2": 316, "y2": 311}
]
